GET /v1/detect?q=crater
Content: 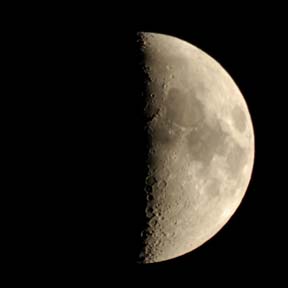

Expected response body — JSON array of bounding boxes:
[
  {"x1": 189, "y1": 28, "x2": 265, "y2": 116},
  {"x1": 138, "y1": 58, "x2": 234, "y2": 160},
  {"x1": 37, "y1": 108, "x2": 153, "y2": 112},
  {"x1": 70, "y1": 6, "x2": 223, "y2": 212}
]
[
  {"x1": 145, "y1": 206, "x2": 154, "y2": 218},
  {"x1": 148, "y1": 217, "x2": 158, "y2": 228},
  {"x1": 232, "y1": 105, "x2": 246, "y2": 132},
  {"x1": 145, "y1": 176, "x2": 157, "y2": 186}
]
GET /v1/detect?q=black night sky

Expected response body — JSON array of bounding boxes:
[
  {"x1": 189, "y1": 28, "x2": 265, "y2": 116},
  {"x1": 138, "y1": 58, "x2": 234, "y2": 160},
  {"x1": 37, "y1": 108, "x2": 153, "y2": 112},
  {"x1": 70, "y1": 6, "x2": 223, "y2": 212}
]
[{"x1": 14, "y1": 5, "x2": 287, "y2": 285}]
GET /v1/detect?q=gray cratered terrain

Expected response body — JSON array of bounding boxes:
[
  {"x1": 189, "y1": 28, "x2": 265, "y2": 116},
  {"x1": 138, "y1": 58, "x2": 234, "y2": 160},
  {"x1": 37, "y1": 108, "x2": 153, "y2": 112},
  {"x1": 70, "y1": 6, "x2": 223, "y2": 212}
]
[{"x1": 138, "y1": 32, "x2": 254, "y2": 264}]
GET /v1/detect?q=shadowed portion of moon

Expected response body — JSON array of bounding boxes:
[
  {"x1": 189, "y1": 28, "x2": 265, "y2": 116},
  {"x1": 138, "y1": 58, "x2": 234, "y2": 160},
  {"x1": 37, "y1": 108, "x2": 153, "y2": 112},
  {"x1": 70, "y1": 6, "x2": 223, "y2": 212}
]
[{"x1": 137, "y1": 32, "x2": 254, "y2": 264}]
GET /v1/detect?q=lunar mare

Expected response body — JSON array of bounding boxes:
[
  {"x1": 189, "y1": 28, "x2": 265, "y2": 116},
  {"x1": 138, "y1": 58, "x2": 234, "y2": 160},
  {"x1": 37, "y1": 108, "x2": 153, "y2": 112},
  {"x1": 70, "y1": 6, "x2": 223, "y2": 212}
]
[{"x1": 138, "y1": 32, "x2": 254, "y2": 264}]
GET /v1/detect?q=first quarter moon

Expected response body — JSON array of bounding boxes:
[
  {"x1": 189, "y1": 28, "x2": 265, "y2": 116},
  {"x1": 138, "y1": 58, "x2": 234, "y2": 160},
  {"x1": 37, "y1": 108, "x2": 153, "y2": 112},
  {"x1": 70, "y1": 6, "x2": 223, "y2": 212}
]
[{"x1": 138, "y1": 32, "x2": 255, "y2": 264}]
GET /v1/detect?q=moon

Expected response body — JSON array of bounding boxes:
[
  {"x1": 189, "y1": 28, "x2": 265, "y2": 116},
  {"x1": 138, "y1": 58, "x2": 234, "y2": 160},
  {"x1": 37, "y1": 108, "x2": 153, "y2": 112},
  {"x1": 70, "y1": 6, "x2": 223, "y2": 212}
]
[{"x1": 138, "y1": 32, "x2": 255, "y2": 264}]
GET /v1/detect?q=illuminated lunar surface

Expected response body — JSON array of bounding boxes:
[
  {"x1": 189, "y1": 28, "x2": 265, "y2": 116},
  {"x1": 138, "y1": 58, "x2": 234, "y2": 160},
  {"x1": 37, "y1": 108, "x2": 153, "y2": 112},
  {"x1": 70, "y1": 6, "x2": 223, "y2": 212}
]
[{"x1": 138, "y1": 32, "x2": 255, "y2": 264}]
